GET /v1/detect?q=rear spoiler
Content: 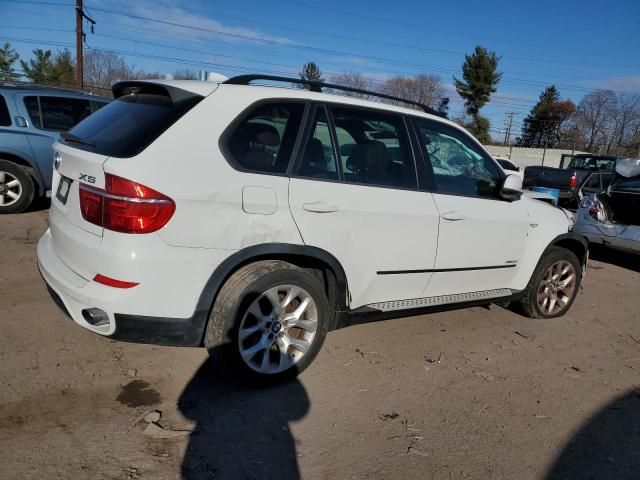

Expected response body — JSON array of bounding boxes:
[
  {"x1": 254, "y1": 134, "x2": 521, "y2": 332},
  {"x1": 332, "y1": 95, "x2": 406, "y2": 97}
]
[{"x1": 112, "y1": 81, "x2": 203, "y2": 103}]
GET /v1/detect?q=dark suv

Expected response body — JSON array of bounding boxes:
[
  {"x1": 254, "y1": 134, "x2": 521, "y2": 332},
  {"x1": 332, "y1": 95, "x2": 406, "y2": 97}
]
[{"x1": 0, "y1": 84, "x2": 109, "y2": 213}]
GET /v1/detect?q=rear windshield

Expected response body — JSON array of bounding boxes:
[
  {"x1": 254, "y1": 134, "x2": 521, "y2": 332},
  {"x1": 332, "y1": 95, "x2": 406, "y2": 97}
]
[
  {"x1": 567, "y1": 156, "x2": 615, "y2": 171},
  {"x1": 64, "y1": 91, "x2": 203, "y2": 158}
]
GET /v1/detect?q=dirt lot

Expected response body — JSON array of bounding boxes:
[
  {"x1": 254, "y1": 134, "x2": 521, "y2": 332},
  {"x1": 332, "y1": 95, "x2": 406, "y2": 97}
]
[{"x1": 1, "y1": 209, "x2": 639, "y2": 480}]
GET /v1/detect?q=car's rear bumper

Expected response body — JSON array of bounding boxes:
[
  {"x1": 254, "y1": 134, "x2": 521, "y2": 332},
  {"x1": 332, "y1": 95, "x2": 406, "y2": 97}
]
[{"x1": 37, "y1": 228, "x2": 209, "y2": 346}]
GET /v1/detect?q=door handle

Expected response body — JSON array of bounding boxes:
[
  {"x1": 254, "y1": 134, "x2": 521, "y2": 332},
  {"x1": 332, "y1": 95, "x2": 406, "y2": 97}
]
[
  {"x1": 303, "y1": 202, "x2": 339, "y2": 213},
  {"x1": 440, "y1": 211, "x2": 465, "y2": 221}
]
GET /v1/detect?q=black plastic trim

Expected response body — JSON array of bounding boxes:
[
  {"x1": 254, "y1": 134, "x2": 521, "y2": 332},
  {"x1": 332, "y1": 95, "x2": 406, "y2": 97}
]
[
  {"x1": 377, "y1": 264, "x2": 517, "y2": 275},
  {"x1": 111, "y1": 243, "x2": 350, "y2": 346}
]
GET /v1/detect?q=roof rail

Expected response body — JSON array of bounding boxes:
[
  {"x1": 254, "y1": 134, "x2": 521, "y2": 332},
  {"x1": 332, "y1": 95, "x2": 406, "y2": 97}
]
[{"x1": 223, "y1": 74, "x2": 441, "y2": 116}]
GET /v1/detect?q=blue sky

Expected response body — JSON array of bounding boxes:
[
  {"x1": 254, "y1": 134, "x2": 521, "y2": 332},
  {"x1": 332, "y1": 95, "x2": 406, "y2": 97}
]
[{"x1": 2, "y1": 0, "x2": 639, "y2": 139}]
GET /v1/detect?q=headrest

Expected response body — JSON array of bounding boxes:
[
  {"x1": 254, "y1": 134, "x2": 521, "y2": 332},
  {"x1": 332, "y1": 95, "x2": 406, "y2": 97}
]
[
  {"x1": 241, "y1": 122, "x2": 280, "y2": 147},
  {"x1": 348, "y1": 142, "x2": 389, "y2": 176},
  {"x1": 306, "y1": 138, "x2": 327, "y2": 164}
]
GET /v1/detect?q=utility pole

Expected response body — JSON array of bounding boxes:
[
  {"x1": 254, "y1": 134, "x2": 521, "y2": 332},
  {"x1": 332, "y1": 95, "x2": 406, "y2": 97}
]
[
  {"x1": 503, "y1": 112, "x2": 518, "y2": 145},
  {"x1": 75, "y1": 0, "x2": 95, "y2": 90},
  {"x1": 75, "y1": 0, "x2": 83, "y2": 89}
]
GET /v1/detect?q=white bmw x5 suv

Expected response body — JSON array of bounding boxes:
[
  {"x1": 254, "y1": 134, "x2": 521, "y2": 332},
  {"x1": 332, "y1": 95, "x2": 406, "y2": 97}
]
[{"x1": 38, "y1": 75, "x2": 587, "y2": 381}]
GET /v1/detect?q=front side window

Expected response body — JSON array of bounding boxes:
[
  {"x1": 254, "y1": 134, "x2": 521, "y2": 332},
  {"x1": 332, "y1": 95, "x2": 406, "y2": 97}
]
[
  {"x1": 25, "y1": 96, "x2": 95, "y2": 131},
  {"x1": 330, "y1": 106, "x2": 416, "y2": 189},
  {"x1": 297, "y1": 106, "x2": 339, "y2": 180},
  {"x1": 226, "y1": 102, "x2": 305, "y2": 174},
  {"x1": 414, "y1": 119, "x2": 502, "y2": 198}
]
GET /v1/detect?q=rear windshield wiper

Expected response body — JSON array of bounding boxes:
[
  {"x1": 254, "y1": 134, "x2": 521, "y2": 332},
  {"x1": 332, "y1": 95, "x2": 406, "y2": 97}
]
[{"x1": 60, "y1": 131, "x2": 95, "y2": 148}]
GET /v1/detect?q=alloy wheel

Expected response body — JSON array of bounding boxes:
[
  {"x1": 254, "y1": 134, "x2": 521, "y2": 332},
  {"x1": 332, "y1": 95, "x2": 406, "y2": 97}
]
[
  {"x1": 0, "y1": 171, "x2": 22, "y2": 207},
  {"x1": 238, "y1": 285, "x2": 318, "y2": 374},
  {"x1": 537, "y1": 260, "x2": 577, "y2": 315}
]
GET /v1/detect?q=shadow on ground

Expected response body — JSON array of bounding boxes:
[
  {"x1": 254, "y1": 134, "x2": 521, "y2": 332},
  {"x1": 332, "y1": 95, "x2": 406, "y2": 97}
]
[
  {"x1": 589, "y1": 245, "x2": 640, "y2": 273},
  {"x1": 178, "y1": 358, "x2": 309, "y2": 480},
  {"x1": 545, "y1": 389, "x2": 640, "y2": 480}
]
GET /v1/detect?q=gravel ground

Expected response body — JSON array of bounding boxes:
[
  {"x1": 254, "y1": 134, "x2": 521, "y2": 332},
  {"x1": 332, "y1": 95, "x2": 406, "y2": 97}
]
[{"x1": 1, "y1": 209, "x2": 639, "y2": 480}]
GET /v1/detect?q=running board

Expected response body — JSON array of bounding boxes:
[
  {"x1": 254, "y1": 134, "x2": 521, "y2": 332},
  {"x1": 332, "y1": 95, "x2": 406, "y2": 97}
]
[{"x1": 365, "y1": 288, "x2": 513, "y2": 312}]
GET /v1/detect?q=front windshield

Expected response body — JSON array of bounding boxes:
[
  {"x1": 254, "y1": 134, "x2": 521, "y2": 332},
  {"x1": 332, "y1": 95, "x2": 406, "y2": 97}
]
[{"x1": 568, "y1": 156, "x2": 615, "y2": 171}]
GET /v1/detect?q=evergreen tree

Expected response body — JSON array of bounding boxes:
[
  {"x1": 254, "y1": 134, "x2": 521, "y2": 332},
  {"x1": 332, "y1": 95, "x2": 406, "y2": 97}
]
[
  {"x1": 518, "y1": 85, "x2": 576, "y2": 148},
  {"x1": 299, "y1": 62, "x2": 323, "y2": 89},
  {"x1": 20, "y1": 49, "x2": 54, "y2": 84},
  {"x1": 436, "y1": 97, "x2": 450, "y2": 119},
  {"x1": 0, "y1": 43, "x2": 20, "y2": 81},
  {"x1": 454, "y1": 46, "x2": 502, "y2": 139},
  {"x1": 19, "y1": 48, "x2": 75, "y2": 86},
  {"x1": 51, "y1": 49, "x2": 75, "y2": 86}
]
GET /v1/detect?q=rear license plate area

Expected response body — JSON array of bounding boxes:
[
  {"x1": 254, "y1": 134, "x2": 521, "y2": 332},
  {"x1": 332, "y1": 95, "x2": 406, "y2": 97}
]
[{"x1": 56, "y1": 175, "x2": 72, "y2": 205}]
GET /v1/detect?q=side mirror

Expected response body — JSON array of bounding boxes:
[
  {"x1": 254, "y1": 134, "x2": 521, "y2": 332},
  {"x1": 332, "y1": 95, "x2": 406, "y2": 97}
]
[
  {"x1": 500, "y1": 174, "x2": 523, "y2": 202},
  {"x1": 14, "y1": 116, "x2": 28, "y2": 128}
]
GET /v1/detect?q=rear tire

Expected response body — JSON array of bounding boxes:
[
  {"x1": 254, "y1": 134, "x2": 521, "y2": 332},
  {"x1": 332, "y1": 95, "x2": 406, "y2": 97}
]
[
  {"x1": 517, "y1": 246, "x2": 582, "y2": 319},
  {"x1": 0, "y1": 160, "x2": 35, "y2": 214},
  {"x1": 204, "y1": 260, "x2": 330, "y2": 383}
]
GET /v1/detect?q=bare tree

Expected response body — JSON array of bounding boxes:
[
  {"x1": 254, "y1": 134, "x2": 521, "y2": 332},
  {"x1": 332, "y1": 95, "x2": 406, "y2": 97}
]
[
  {"x1": 173, "y1": 69, "x2": 198, "y2": 80},
  {"x1": 572, "y1": 89, "x2": 617, "y2": 152},
  {"x1": 381, "y1": 74, "x2": 446, "y2": 110},
  {"x1": 83, "y1": 50, "x2": 137, "y2": 96},
  {"x1": 329, "y1": 71, "x2": 376, "y2": 99}
]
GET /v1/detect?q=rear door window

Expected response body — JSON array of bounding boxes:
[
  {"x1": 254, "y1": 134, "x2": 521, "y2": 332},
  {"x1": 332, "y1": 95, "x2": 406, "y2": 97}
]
[
  {"x1": 65, "y1": 89, "x2": 202, "y2": 158},
  {"x1": 328, "y1": 106, "x2": 417, "y2": 189},
  {"x1": 0, "y1": 94, "x2": 11, "y2": 126},
  {"x1": 24, "y1": 96, "x2": 102, "y2": 131}
]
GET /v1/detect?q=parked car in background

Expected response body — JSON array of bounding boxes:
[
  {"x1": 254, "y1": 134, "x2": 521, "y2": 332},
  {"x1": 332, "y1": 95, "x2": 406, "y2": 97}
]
[
  {"x1": 523, "y1": 154, "x2": 620, "y2": 209},
  {"x1": 0, "y1": 83, "x2": 110, "y2": 213},
  {"x1": 574, "y1": 158, "x2": 640, "y2": 255},
  {"x1": 38, "y1": 75, "x2": 587, "y2": 382},
  {"x1": 495, "y1": 156, "x2": 523, "y2": 181}
]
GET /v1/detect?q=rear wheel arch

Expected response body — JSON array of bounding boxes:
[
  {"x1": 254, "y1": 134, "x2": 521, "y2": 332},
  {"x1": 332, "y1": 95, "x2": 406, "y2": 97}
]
[
  {"x1": 195, "y1": 244, "x2": 349, "y2": 344},
  {"x1": 0, "y1": 152, "x2": 43, "y2": 194}
]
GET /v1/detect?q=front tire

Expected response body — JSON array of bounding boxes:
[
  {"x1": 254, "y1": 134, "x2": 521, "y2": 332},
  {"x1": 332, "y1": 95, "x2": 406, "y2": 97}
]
[
  {"x1": 517, "y1": 246, "x2": 582, "y2": 319},
  {"x1": 204, "y1": 260, "x2": 330, "y2": 383},
  {"x1": 0, "y1": 160, "x2": 35, "y2": 214}
]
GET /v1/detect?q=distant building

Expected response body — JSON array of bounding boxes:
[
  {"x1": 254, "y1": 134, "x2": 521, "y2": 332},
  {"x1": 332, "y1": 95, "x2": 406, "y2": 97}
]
[{"x1": 484, "y1": 145, "x2": 589, "y2": 169}]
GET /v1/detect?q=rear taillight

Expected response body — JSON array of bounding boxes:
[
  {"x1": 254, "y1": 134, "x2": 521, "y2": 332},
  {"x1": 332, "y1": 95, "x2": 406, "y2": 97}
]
[
  {"x1": 79, "y1": 174, "x2": 175, "y2": 234},
  {"x1": 569, "y1": 173, "x2": 578, "y2": 189}
]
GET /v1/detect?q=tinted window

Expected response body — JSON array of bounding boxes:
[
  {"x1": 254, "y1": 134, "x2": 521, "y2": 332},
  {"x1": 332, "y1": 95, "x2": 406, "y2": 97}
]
[
  {"x1": 612, "y1": 177, "x2": 640, "y2": 193},
  {"x1": 66, "y1": 93, "x2": 201, "y2": 158},
  {"x1": 330, "y1": 106, "x2": 416, "y2": 188},
  {"x1": 414, "y1": 119, "x2": 502, "y2": 198},
  {"x1": 568, "y1": 156, "x2": 615, "y2": 171},
  {"x1": 227, "y1": 102, "x2": 304, "y2": 174},
  {"x1": 297, "y1": 106, "x2": 338, "y2": 180},
  {"x1": 24, "y1": 96, "x2": 41, "y2": 128},
  {"x1": 0, "y1": 94, "x2": 10, "y2": 126}
]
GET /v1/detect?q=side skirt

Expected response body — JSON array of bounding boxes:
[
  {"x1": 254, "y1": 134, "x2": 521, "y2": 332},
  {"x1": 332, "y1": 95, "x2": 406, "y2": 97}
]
[{"x1": 336, "y1": 289, "x2": 521, "y2": 329}]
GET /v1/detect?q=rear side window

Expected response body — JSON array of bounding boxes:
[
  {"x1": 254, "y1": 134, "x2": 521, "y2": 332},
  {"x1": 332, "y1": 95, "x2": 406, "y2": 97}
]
[
  {"x1": 65, "y1": 91, "x2": 202, "y2": 158},
  {"x1": 0, "y1": 94, "x2": 10, "y2": 126},
  {"x1": 24, "y1": 96, "x2": 101, "y2": 131},
  {"x1": 225, "y1": 102, "x2": 305, "y2": 174}
]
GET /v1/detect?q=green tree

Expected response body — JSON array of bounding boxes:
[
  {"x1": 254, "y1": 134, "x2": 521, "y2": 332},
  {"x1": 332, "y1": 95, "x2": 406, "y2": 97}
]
[
  {"x1": 454, "y1": 46, "x2": 502, "y2": 139},
  {"x1": 19, "y1": 48, "x2": 75, "y2": 86},
  {"x1": 20, "y1": 49, "x2": 54, "y2": 84},
  {"x1": 0, "y1": 43, "x2": 20, "y2": 81},
  {"x1": 299, "y1": 62, "x2": 323, "y2": 89},
  {"x1": 436, "y1": 97, "x2": 450, "y2": 119},
  {"x1": 518, "y1": 86, "x2": 576, "y2": 148},
  {"x1": 51, "y1": 49, "x2": 75, "y2": 86}
]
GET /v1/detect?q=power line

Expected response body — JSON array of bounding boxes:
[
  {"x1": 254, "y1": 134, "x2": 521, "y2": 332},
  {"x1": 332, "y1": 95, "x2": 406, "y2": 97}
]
[{"x1": 83, "y1": 6, "x2": 639, "y2": 96}]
